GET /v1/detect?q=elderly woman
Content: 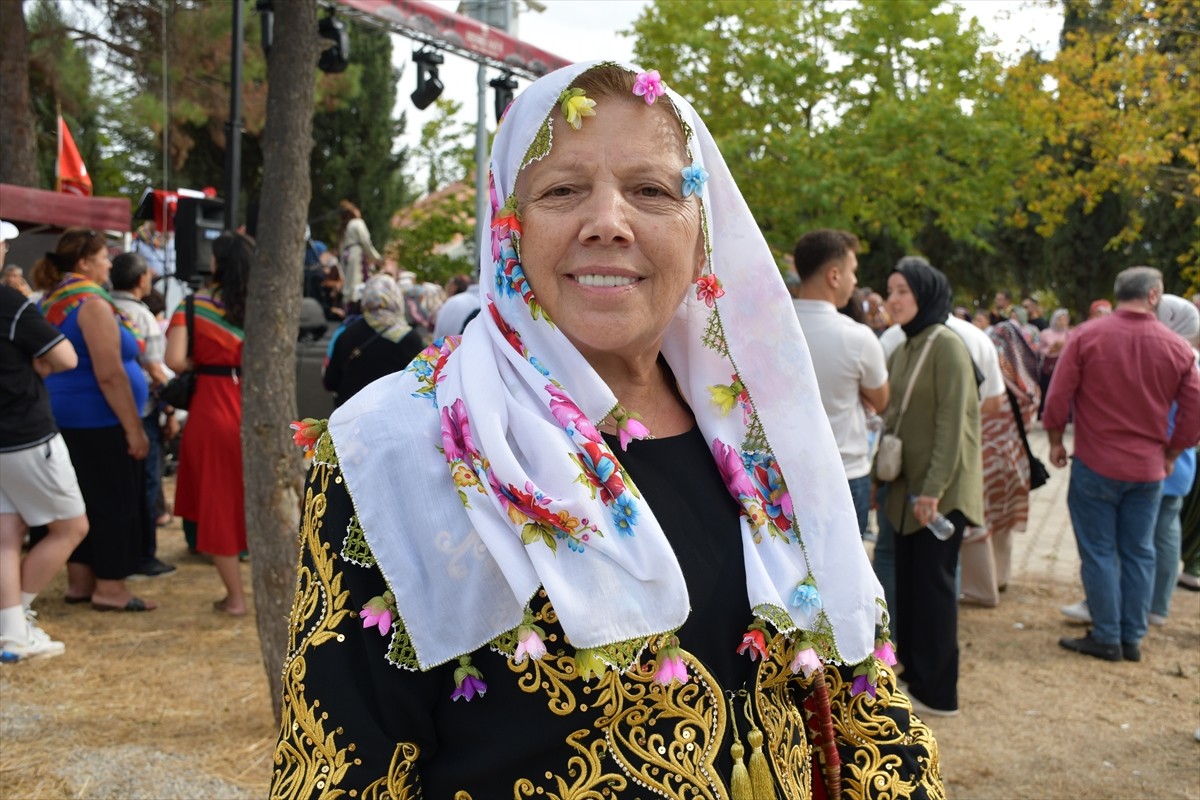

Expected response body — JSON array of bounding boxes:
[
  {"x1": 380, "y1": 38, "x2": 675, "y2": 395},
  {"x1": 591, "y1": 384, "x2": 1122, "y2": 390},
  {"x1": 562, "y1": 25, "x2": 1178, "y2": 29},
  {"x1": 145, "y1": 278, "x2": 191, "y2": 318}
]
[
  {"x1": 31, "y1": 229, "x2": 155, "y2": 612},
  {"x1": 272, "y1": 63, "x2": 941, "y2": 798},
  {"x1": 166, "y1": 233, "x2": 251, "y2": 616},
  {"x1": 877, "y1": 257, "x2": 983, "y2": 717},
  {"x1": 322, "y1": 274, "x2": 425, "y2": 407},
  {"x1": 1036, "y1": 308, "x2": 1069, "y2": 417}
]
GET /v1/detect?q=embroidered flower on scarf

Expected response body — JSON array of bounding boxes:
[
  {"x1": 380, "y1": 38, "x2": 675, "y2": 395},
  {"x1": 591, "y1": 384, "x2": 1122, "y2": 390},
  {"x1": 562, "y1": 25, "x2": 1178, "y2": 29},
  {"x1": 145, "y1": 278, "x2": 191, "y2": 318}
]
[
  {"x1": 608, "y1": 405, "x2": 651, "y2": 451},
  {"x1": 631, "y1": 69, "x2": 666, "y2": 105},
  {"x1": 490, "y1": 474, "x2": 599, "y2": 554},
  {"x1": 407, "y1": 336, "x2": 460, "y2": 403},
  {"x1": 851, "y1": 672, "x2": 877, "y2": 699},
  {"x1": 546, "y1": 384, "x2": 603, "y2": 442},
  {"x1": 360, "y1": 591, "x2": 396, "y2": 636},
  {"x1": 694, "y1": 273, "x2": 724, "y2": 308},
  {"x1": 574, "y1": 648, "x2": 608, "y2": 681},
  {"x1": 487, "y1": 301, "x2": 526, "y2": 356},
  {"x1": 790, "y1": 577, "x2": 822, "y2": 613},
  {"x1": 513, "y1": 623, "x2": 548, "y2": 664},
  {"x1": 790, "y1": 643, "x2": 823, "y2": 678},
  {"x1": 712, "y1": 438, "x2": 756, "y2": 501},
  {"x1": 440, "y1": 399, "x2": 476, "y2": 462},
  {"x1": 681, "y1": 164, "x2": 709, "y2": 198},
  {"x1": 289, "y1": 418, "x2": 324, "y2": 453},
  {"x1": 707, "y1": 374, "x2": 748, "y2": 421},
  {"x1": 873, "y1": 637, "x2": 897, "y2": 667},
  {"x1": 654, "y1": 640, "x2": 689, "y2": 686},
  {"x1": 491, "y1": 196, "x2": 522, "y2": 241},
  {"x1": 558, "y1": 87, "x2": 597, "y2": 129},
  {"x1": 451, "y1": 655, "x2": 488, "y2": 701},
  {"x1": 571, "y1": 441, "x2": 627, "y2": 504},
  {"x1": 745, "y1": 451, "x2": 794, "y2": 537},
  {"x1": 736, "y1": 623, "x2": 769, "y2": 661},
  {"x1": 610, "y1": 492, "x2": 639, "y2": 536}
]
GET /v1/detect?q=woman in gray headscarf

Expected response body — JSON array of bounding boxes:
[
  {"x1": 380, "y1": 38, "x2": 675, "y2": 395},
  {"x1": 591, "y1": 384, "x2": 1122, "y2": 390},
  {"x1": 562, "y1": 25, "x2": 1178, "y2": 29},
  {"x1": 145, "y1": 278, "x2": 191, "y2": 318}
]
[{"x1": 322, "y1": 274, "x2": 425, "y2": 407}]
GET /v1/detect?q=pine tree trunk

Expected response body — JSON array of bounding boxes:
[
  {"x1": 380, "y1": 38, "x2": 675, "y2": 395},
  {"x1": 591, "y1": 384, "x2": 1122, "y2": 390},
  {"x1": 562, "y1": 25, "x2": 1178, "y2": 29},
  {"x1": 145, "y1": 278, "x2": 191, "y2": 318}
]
[
  {"x1": 0, "y1": 1, "x2": 40, "y2": 187},
  {"x1": 243, "y1": 0, "x2": 321, "y2": 723}
]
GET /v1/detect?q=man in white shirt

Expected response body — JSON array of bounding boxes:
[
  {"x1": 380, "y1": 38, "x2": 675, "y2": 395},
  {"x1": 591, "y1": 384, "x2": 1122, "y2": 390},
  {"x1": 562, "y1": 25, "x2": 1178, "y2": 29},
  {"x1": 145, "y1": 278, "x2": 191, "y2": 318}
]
[{"x1": 792, "y1": 230, "x2": 889, "y2": 538}]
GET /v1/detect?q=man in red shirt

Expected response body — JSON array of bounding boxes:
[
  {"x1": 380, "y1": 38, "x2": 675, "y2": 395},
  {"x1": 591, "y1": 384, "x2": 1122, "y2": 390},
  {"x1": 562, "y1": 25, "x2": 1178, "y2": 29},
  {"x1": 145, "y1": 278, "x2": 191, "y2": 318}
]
[{"x1": 1044, "y1": 267, "x2": 1200, "y2": 662}]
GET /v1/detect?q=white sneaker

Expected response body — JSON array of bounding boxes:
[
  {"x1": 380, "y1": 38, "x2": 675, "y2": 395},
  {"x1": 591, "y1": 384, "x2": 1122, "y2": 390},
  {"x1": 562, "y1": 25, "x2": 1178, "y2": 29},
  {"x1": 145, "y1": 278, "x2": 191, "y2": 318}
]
[
  {"x1": 1061, "y1": 599, "x2": 1092, "y2": 623},
  {"x1": 0, "y1": 631, "x2": 64, "y2": 660},
  {"x1": 1148, "y1": 613, "x2": 1167, "y2": 626}
]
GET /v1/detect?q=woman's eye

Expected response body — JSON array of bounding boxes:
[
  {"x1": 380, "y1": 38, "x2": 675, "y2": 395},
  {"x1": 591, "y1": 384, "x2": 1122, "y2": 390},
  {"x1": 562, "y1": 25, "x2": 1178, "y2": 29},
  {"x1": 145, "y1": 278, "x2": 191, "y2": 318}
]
[
  {"x1": 639, "y1": 186, "x2": 665, "y2": 197},
  {"x1": 548, "y1": 186, "x2": 573, "y2": 197}
]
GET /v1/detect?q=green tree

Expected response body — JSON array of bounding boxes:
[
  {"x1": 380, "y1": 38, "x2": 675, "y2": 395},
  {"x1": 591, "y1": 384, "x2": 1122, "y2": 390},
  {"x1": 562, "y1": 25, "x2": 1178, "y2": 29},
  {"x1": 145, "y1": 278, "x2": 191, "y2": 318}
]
[
  {"x1": 1008, "y1": 0, "x2": 1200, "y2": 291},
  {"x1": 630, "y1": 0, "x2": 1033, "y2": 273},
  {"x1": 309, "y1": 22, "x2": 409, "y2": 248}
]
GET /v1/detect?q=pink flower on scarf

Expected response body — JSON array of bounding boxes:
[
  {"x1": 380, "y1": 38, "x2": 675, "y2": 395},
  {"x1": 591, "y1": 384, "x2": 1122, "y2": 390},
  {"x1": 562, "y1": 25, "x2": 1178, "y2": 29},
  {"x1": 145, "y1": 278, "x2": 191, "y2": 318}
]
[
  {"x1": 289, "y1": 418, "x2": 323, "y2": 451},
  {"x1": 618, "y1": 416, "x2": 650, "y2": 451},
  {"x1": 790, "y1": 646, "x2": 822, "y2": 678},
  {"x1": 360, "y1": 593, "x2": 395, "y2": 636},
  {"x1": 653, "y1": 646, "x2": 689, "y2": 686},
  {"x1": 440, "y1": 399, "x2": 475, "y2": 462},
  {"x1": 873, "y1": 640, "x2": 897, "y2": 667},
  {"x1": 712, "y1": 438, "x2": 755, "y2": 500},
  {"x1": 546, "y1": 384, "x2": 602, "y2": 442},
  {"x1": 513, "y1": 626, "x2": 547, "y2": 664},
  {"x1": 851, "y1": 673, "x2": 877, "y2": 698},
  {"x1": 632, "y1": 70, "x2": 666, "y2": 105}
]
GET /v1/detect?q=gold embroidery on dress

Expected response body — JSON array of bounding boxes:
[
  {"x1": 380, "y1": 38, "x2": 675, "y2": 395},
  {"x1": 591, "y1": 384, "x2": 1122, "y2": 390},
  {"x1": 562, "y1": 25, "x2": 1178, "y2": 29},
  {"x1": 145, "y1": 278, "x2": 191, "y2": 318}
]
[
  {"x1": 755, "y1": 641, "x2": 813, "y2": 800},
  {"x1": 513, "y1": 729, "x2": 626, "y2": 799},
  {"x1": 272, "y1": 461, "x2": 419, "y2": 799},
  {"x1": 814, "y1": 665, "x2": 943, "y2": 800},
  {"x1": 361, "y1": 742, "x2": 421, "y2": 800}
]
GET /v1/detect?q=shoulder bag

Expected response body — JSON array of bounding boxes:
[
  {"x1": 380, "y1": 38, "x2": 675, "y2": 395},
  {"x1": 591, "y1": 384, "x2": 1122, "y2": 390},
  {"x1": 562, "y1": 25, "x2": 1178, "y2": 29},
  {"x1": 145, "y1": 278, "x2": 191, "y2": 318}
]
[
  {"x1": 159, "y1": 295, "x2": 196, "y2": 410},
  {"x1": 1007, "y1": 386, "x2": 1050, "y2": 490},
  {"x1": 875, "y1": 327, "x2": 943, "y2": 482}
]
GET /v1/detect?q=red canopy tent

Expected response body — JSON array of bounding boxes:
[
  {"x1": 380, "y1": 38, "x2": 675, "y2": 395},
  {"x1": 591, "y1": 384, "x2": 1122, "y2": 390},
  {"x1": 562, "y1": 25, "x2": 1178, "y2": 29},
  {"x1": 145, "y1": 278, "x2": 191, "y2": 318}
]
[{"x1": 0, "y1": 183, "x2": 130, "y2": 234}]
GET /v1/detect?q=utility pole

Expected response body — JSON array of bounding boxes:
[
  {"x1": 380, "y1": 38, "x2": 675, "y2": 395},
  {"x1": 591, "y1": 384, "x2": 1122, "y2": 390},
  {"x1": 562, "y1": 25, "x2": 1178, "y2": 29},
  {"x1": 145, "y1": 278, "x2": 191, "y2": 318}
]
[{"x1": 224, "y1": 0, "x2": 244, "y2": 231}]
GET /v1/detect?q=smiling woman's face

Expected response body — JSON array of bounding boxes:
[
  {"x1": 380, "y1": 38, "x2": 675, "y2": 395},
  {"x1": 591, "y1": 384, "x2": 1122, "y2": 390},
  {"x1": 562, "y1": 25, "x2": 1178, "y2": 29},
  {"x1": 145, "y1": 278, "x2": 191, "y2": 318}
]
[{"x1": 514, "y1": 96, "x2": 704, "y2": 366}]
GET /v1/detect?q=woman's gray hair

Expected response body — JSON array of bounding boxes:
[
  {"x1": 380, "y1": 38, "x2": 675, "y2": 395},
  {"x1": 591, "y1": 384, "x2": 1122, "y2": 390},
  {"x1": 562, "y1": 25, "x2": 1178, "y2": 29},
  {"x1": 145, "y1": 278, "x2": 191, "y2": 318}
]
[
  {"x1": 1113, "y1": 266, "x2": 1163, "y2": 301},
  {"x1": 1157, "y1": 293, "x2": 1200, "y2": 346}
]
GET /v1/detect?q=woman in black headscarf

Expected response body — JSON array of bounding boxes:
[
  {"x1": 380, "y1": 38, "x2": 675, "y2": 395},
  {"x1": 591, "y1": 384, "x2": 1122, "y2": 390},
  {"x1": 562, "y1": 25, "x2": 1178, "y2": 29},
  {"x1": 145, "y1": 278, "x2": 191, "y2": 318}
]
[{"x1": 876, "y1": 256, "x2": 983, "y2": 717}]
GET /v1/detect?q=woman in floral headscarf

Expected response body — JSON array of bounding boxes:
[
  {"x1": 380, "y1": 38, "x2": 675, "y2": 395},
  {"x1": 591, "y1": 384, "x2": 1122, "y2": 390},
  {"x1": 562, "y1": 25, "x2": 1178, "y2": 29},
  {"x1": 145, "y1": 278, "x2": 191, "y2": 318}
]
[{"x1": 273, "y1": 63, "x2": 941, "y2": 799}]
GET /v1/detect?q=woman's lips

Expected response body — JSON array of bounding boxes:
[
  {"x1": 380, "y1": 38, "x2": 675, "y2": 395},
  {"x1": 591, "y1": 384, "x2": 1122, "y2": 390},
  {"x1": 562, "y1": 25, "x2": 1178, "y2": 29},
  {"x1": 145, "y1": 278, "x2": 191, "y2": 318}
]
[{"x1": 573, "y1": 273, "x2": 639, "y2": 288}]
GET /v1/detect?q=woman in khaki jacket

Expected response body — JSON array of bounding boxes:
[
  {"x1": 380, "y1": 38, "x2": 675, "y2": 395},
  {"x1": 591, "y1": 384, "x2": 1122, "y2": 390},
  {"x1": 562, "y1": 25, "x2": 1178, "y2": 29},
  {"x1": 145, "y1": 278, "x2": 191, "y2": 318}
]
[{"x1": 878, "y1": 256, "x2": 983, "y2": 717}]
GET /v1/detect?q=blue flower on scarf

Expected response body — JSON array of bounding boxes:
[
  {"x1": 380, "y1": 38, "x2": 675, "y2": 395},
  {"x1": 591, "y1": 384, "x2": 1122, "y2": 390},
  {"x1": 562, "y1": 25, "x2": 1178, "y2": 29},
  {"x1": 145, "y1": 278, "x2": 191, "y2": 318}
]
[
  {"x1": 791, "y1": 582, "x2": 822, "y2": 613},
  {"x1": 681, "y1": 164, "x2": 709, "y2": 198},
  {"x1": 611, "y1": 492, "x2": 639, "y2": 536}
]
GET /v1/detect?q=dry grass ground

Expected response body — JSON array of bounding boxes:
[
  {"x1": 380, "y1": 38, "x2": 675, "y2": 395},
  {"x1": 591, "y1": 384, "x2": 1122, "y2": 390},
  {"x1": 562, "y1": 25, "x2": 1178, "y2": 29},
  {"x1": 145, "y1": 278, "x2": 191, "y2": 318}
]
[{"x1": 1, "y1": 483, "x2": 1198, "y2": 799}]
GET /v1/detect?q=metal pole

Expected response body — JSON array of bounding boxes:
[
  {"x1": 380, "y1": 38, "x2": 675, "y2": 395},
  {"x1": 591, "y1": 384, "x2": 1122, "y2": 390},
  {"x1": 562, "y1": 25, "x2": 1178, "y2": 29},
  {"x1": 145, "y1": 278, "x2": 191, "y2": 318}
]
[
  {"x1": 224, "y1": 0, "x2": 244, "y2": 231},
  {"x1": 474, "y1": 63, "x2": 488, "y2": 266}
]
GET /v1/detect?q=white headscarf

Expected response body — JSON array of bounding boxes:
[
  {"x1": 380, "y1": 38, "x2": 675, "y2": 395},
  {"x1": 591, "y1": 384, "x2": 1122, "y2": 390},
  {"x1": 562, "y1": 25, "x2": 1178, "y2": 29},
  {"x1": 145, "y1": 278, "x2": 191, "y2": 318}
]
[
  {"x1": 360, "y1": 274, "x2": 412, "y2": 343},
  {"x1": 1158, "y1": 293, "x2": 1200, "y2": 348},
  {"x1": 328, "y1": 61, "x2": 883, "y2": 672}
]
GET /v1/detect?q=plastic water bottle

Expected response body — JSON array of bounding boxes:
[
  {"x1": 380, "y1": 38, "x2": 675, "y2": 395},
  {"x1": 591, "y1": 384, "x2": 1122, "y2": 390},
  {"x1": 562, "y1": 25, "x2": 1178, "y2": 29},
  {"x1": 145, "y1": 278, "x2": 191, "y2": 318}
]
[{"x1": 908, "y1": 495, "x2": 956, "y2": 541}]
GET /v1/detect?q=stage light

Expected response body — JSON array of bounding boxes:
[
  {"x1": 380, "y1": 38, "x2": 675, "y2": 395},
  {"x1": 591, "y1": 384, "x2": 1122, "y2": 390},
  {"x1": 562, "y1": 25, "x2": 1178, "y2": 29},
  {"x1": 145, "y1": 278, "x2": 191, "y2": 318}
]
[
  {"x1": 489, "y1": 72, "x2": 518, "y2": 123},
  {"x1": 411, "y1": 50, "x2": 445, "y2": 110}
]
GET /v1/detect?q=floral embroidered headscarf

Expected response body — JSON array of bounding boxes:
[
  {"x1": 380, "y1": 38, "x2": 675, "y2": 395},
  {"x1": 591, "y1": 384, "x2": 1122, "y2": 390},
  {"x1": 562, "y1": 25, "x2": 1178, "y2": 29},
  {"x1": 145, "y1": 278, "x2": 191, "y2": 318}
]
[{"x1": 327, "y1": 61, "x2": 884, "y2": 674}]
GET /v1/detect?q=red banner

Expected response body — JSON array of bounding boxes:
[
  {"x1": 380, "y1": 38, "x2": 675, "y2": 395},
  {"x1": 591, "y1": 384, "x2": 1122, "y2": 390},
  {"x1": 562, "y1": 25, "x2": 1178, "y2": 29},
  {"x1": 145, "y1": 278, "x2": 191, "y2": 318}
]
[
  {"x1": 337, "y1": 0, "x2": 570, "y2": 78},
  {"x1": 57, "y1": 116, "x2": 92, "y2": 197}
]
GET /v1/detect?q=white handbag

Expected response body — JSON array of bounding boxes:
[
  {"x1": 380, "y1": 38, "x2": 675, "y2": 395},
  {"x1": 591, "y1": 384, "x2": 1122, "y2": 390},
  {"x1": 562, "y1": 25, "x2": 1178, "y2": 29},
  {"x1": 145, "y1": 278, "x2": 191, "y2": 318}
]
[{"x1": 874, "y1": 328, "x2": 942, "y2": 482}]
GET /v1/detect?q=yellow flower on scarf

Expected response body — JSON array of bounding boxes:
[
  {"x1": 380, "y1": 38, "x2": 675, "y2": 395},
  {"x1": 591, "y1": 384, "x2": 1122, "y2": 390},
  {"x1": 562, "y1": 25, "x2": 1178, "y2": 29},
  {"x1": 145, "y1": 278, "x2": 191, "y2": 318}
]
[
  {"x1": 559, "y1": 88, "x2": 597, "y2": 130},
  {"x1": 708, "y1": 377, "x2": 746, "y2": 416}
]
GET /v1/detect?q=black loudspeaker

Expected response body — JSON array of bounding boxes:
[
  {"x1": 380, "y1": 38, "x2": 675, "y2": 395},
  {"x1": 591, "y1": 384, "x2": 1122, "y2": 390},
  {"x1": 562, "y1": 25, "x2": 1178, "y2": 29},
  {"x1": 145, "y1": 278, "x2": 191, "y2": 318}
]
[{"x1": 175, "y1": 197, "x2": 224, "y2": 282}]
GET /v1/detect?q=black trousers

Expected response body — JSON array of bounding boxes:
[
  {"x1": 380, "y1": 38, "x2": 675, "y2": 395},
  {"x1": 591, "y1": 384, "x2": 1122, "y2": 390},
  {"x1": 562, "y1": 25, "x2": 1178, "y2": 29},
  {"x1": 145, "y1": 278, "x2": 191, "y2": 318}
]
[
  {"x1": 60, "y1": 425, "x2": 147, "y2": 580},
  {"x1": 895, "y1": 511, "x2": 965, "y2": 711}
]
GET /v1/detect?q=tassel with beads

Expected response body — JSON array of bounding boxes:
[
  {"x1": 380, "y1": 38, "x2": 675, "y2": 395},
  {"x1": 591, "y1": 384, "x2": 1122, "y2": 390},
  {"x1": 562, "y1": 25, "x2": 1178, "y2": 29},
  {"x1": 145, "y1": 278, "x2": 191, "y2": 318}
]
[
  {"x1": 744, "y1": 695, "x2": 777, "y2": 799},
  {"x1": 728, "y1": 697, "x2": 754, "y2": 800}
]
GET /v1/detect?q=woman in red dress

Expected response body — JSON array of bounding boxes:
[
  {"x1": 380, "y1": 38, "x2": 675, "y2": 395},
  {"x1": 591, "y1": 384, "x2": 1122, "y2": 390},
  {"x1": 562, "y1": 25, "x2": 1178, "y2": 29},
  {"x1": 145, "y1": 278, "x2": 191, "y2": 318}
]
[{"x1": 165, "y1": 233, "x2": 250, "y2": 616}]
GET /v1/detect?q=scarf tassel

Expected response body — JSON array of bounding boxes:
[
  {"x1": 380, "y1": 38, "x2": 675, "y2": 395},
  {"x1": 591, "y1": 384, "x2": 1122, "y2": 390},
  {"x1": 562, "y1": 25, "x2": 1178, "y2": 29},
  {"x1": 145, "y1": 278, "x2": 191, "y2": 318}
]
[
  {"x1": 728, "y1": 696, "x2": 754, "y2": 800},
  {"x1": 746, "y1": 727, "x2": 775, "y2": 798}
]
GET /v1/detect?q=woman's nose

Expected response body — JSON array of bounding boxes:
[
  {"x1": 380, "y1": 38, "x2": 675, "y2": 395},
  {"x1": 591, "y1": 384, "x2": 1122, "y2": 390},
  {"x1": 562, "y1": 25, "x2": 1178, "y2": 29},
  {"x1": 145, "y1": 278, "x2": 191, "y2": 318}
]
[{"x1": 578, "y1": 186, "x2": 634, "y2": 244}]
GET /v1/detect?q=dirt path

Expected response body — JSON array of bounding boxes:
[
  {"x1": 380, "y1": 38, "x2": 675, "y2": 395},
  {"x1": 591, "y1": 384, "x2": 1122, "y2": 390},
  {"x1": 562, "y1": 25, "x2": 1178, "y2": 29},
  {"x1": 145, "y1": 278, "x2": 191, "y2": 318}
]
[{"x1": 1, "y1": 432, "x2": 1198, "y2": 798}]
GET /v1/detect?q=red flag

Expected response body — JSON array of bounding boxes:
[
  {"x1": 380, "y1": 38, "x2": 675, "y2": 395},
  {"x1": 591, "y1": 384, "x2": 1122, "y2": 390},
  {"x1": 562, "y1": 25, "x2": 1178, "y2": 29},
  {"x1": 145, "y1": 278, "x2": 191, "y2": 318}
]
[{"x1": 57, "y1": 115, "x2": 92, "y2": 197}]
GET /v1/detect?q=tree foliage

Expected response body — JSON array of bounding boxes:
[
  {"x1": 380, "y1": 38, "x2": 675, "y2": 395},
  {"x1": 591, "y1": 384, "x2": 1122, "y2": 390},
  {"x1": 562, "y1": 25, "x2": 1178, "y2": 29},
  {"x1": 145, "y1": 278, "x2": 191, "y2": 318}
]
[
  {"x1": 1007, "y1": 0, "x2": 1199, "y2": 293},
  {"x1": 630, "y1": 0, "x2": 1031, "y2": 277}
]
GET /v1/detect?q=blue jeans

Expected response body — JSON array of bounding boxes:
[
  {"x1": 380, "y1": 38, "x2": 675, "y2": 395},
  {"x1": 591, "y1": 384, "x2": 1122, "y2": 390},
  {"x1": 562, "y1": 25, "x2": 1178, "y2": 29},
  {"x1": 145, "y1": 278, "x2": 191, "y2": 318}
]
[
  {"x1": 848, "y1": 475, "x2": 871, "y2": 538},
  {"x1": 1150, "y1": 494, "x2": 1185, "y2": 618},
  {"x1": 1067, "y1": 459, "x2": 1162, "y2": 646}
]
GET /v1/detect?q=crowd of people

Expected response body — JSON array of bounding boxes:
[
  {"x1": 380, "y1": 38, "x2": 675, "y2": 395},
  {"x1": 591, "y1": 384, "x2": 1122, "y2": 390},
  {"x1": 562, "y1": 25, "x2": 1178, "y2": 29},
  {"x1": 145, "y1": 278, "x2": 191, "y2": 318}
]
[{"x1": 785, "y1": 235, "x2": 1200, "y2": 720}]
